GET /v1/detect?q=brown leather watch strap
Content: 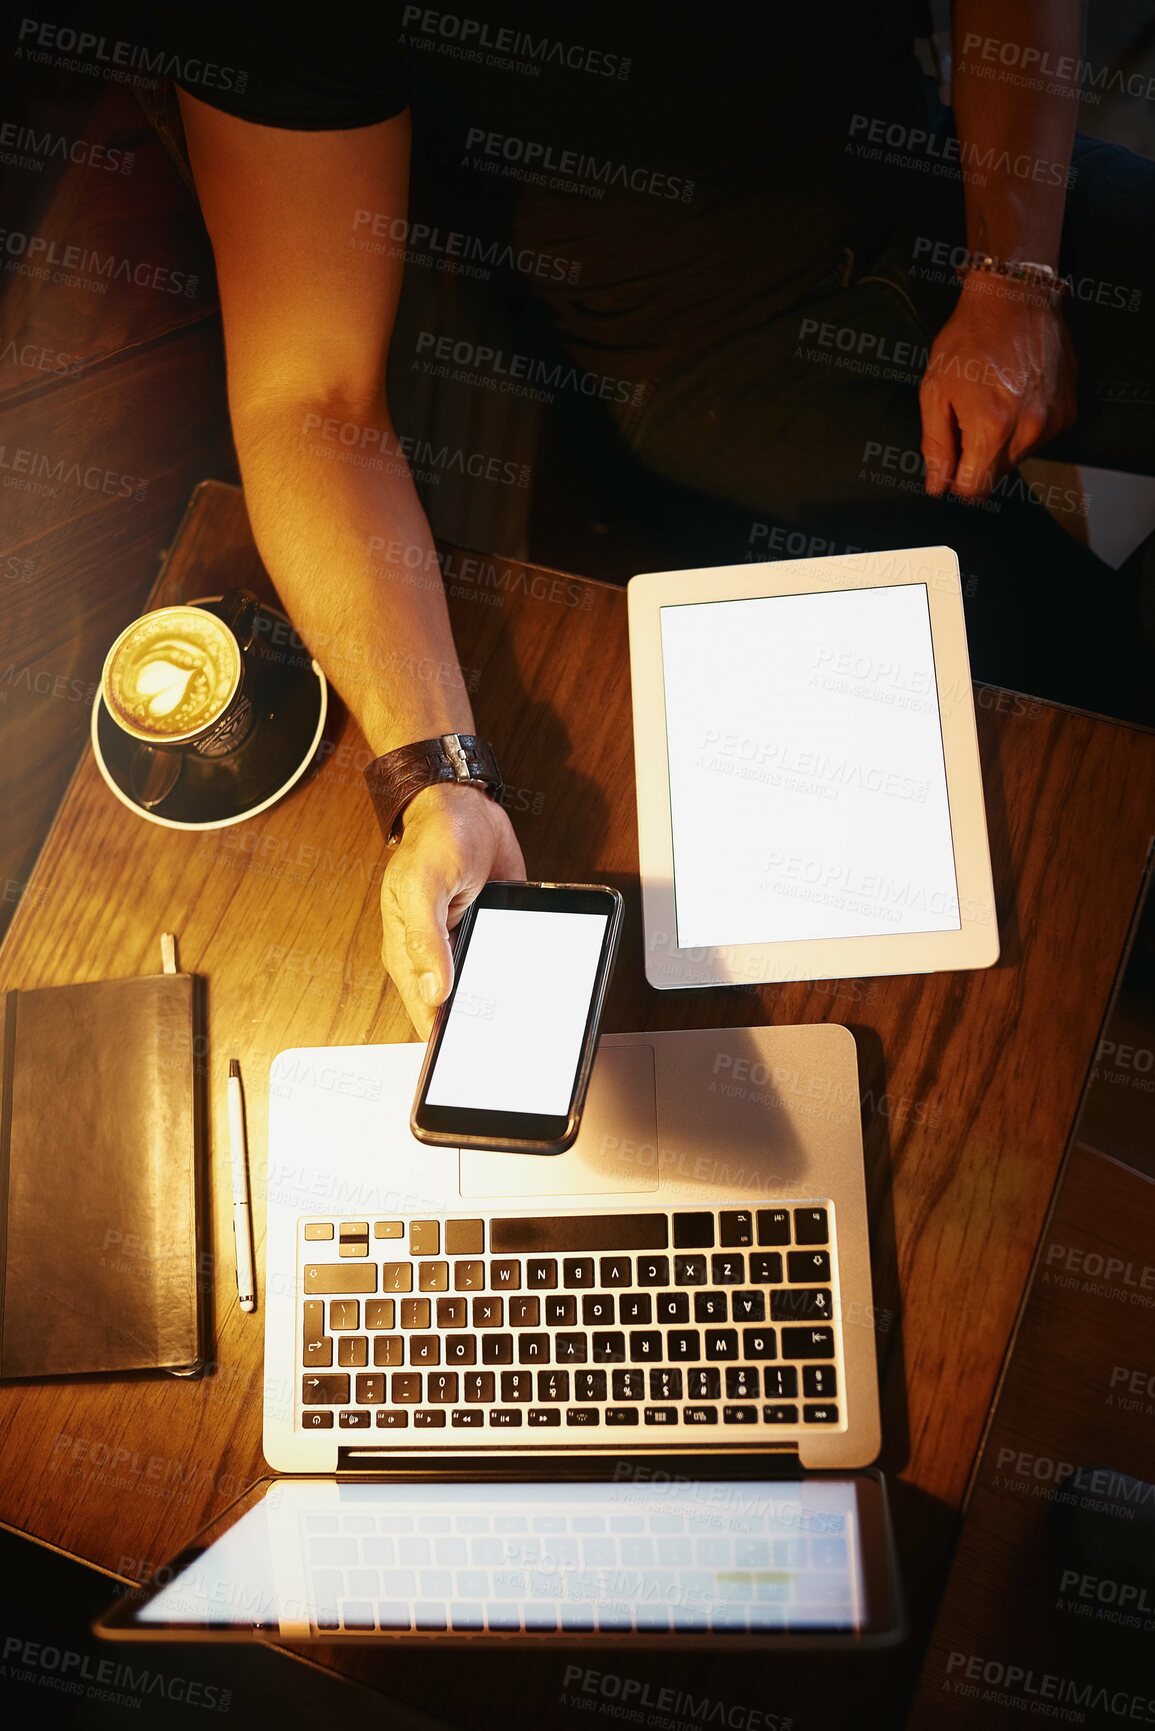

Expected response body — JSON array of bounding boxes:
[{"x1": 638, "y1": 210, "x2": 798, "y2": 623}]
[{"x1": 363, "y1": 733, "x2": 505, "y2": 843}]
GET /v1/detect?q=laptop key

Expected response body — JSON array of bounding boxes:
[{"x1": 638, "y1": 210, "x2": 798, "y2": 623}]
[
  {"x1": 565, "y1": 1407, "x2": 598, "y2": 1425},
  {"x1": 517, "y1": 1334, "x2": 550, "y2": 1363},
  {"x1": 763, "y1": 1404, "x2": 799, "y2": 1424},
  {"x1": 645, "y1": 1406, "x2": 678, "y2": 1425},
  {"x1": 575, "y1": 1370, "x2": 607, "y2": 1401},
  {"x1": 305, "y1": 1264, "x2": 376, "y2": 1295},
  {"x1": 414, "y1": 1410, "x2": 446, "y2": 1428},
  {"x1": 356, "y1": 1374, "x2": 385, "y2": 1404},
  {"x1": 794, "y1": 1207, "x2": 829, "y2": 1245},
  {"x1": 782, "y1": 1326, "x2": 835, "y2": 1358},
  {"x1": 510, "y1": 1296, "x2": 541, "y2": 1327},
  {"x1": 592, "y1": 1332, "x2": 626, "y2": 1363},
  {"x1": 637, "y1": 1255, "x2": 670, "y2": 1286},
  {"x1": 372, "y1": 1337, "x2": 403, "y2": 1368},
  {"x1": 673, "y1": 1213, "x2": 714, "y2": 1248},
  {"x1": 555, "y1": 1332, "x2": 589, "y2": 1362},
  {"x1": 528, "y1": 1409, "x2": 561, "y2": 1427},
  {"x1": 687, "y1": 1368, "x2": 721, "y2": 1399},
  {"x1": 409, "y1": 1338, "x2": 440, "y2": 1367},
  {"x1": 711, "y1": 1254, "x2": 745, "y2": 1285},
  {"x1": 304, "y1": 1223, "x2": 334, "y2": 1241},
  {"x1": 599, "y1": 1257, "x2": 632, "y2": 1288},
  {"x1": 720, "y1": 1211, "x2": 753, "y2": 1247},
  {"x1": 472, "y1": 1296, "x2": 502, "y2": 1326},
  {"x1": 694, "y1": 1293, "x2": 727, "y2": 1322},
  {"x1": 400, "y1": 1298, "x2": 431, "y2": 1329},
  {"x1": 337, "y1": 1336, "x2": 368, "y2": 1368},
  {"x1": 452, "y1": 1409, "x2": 484, "y2": 1427},
  {"x1": 418, "y1": 1261, "x2": 449, "y2": 1292},
  {"x1": 581, "y1": 1294, "x2": 614, "y2": 1325},
  {"x1": 723, "y1": 1406, "x2": 758, "y2": 1424},
  {"x1": 445, "y1": 1336, "x2": 477, "y2": 1365},
  {"x1": 725, "y1": 1367, "x2": 758, "y2": 1399},
  {"x1": 382, "y1": 1263, "x2": 413, "y2": 1293},
  {"x1": 803, "y1": 1365, "x2": 837, "y2": 1398},
  {"x1": 410, "y1": 1221, "x2": 439, "y2": 1255},
  {"x1": 674, "y1": 1255, "x2": 707, "y2": 1285},
  {"x1": 684, "y1": 1406, "x2": 718, "y2": 1425},
  {"x1": 546, "y1": 1295, "x2": 576, "y2": 1326},
  {"x1": 437, "y1": 1298, "x2": 468, "y2": 1328},
  {"x1": 302, "y1": 1411, "x2": 333, "y2": 1428},
  {"x1": 605, "y1": 1407, "x2": 639, "y2": 1425},
  {"x1": 444, "y1": 1219, "x2": 484, "y2": 1255},
  {"x1": 619, "y1": 1294, "x2": 652, "y2": 1324},
  {"x1": 804, "y1": 1404, "x2": 840, "y2": 1424},
  {"x1": 563, "y1": 1257, "x2": 595, "y2": 1288},
  {"x1": 491, "y1": 1260, "x2": 521, "y2": 1289},
  {"x1": 464, "y1": 1372, "x2": 495, "y2": 1402},
  {"x1": 750, "y1": 1253, "x2": 784, "y2": 1285},
  {"x1": 329, "y1": 1300, "x2": 359, "y2": 1331},
  {"x1": 668, "y1": 1330, "x2": 700, "y2": 1361},
  {"x1": 455, "y1": 1261, "x2": 485, "y2": 1291},
  {"x1": 428, "y1": 1373, "x2": 459, "y2": 1403},
  {"x1": 491, "y1": 1409, "x2": 523, "y2": 1427},
  {"x1": 731, "y1": 1291, "x2": 765, "y2": 1321},
  {"x1": 390, "y1": 1373, "x2": 422, "y2": 1403},
  {"x1": 376, "y1": 1410, "x2": 409, "y2": 1428},
  {"x1": 339, "y1": 1410, "x2": 371, "y2": 1428},
  {"x1": 770, "y1": 1288, "x2": 833, "y2": 1322},
  {"x1": 649, "y1": 1368, "x2": 682, "y2": 1400},
  {"x1": 628, "y1": 1331, "x2": 662, "y2": 1360},
  {"x1": 500, "y1": 1371, "x2": 533, "y2": 1402},
  {"x1": 657, "y1": 1293, "x2": 690, "y2": 1324},
  {"x1": 756, "y1": 1209, "x2": 791, "y2": 1246},
  {"x1": 764, "y1": 1365, "x2": 799, "y2": 1399},
  {"x1": 481, "y1": 1335, "x2": 514, "y2": 1365},
  {"x1": 303, "y1": 1303, "x2": 331, "y2": 1367},
  {"x1": 303, "y1": 1373, "x2": 349, "y2": 1404},
  {"x1": 527, "y1": 1259, "x2": 557, "y2": 1289},
  {"x1": 537, "y1": 1371, "x2": 569, "y2": 1401},
  {"x1": 789, "y1": 1250, "x2": 832, "y2": 1282},
  {"x1": 612, "y1": 1370, "x2": 644, "y2": 1400},
  {"x1": 704, "y1": 1330, "x2": 739, "y2": 1360},
  {"x1": 742, "y1": 1327, "x2": 777, "y2": 1358},
  {"x1": 492, "y1": 1215, "x2": 667, "y2": 1252},
  {"x1": 372, "y1": 1221, "x2": 404, "y2": 1240}
]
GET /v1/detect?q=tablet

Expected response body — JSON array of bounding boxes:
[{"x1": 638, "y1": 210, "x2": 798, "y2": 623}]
[{"x1": 628, "y1": 547, "x2": 998, "y2": 989}]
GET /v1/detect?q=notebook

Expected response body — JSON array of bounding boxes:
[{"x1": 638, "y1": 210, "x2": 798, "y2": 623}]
[{"x1": 0, "y1": 967, "x2": 205, "y2": 1378}]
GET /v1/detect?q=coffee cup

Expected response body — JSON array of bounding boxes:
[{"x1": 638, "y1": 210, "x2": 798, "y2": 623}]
[{"x1": 101, "y1": 592, "x2": 260, "y2": 806}]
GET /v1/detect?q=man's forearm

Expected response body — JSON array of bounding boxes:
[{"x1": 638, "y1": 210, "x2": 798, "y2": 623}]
[
  {"x1": 953, "y1": 0, "x2": 1081, "y2": 268},
  {"x1": 233, "y1": 393, "x2": 474, "y2": 757}
]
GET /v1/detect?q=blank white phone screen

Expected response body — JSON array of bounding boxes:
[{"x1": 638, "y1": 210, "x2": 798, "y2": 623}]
[
  {"x1": 660, "y1": 586, "x2": 960, "y2": 949},
  {"x1": 425, "y1": 906, "x2": 609, "y2": 1116}
]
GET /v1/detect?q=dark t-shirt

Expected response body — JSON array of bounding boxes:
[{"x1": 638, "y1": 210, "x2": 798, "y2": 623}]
[{"x1": 146, "y1": 4, "x2": 925, "y2": 373}]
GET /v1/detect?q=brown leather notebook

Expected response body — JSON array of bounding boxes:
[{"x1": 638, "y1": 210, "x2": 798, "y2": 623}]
[{"x1": 0, "y1": 970, "x2": 205, "y2": 1378}]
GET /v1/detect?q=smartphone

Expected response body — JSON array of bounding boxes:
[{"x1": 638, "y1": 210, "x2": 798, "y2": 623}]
[{"x1": 411, "y1": 881, "x2": 624, "y2": 1154}]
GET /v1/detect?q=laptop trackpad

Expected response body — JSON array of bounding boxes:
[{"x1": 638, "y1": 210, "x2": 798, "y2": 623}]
[{"x1": 458, "y1": 1042, "x2": 659, "y2": 1197}]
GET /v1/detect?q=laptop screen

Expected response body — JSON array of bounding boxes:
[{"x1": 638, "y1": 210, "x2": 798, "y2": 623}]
[
  {"x1": 104, "y1": 1474, "x2": 902, "y2": 1644},
  {"x1": 659, "y1": 585, "x2": 960, "y2": 951}
]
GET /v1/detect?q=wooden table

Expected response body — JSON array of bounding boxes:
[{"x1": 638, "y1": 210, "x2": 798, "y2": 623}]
[{"x1": 2, "y1": 479, "x2": 1152, "y2": 1730}]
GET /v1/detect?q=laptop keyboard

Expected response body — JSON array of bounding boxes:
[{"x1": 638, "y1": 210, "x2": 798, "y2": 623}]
[{"x1": 297, "y1": 1206, "x2": 842, "y2": 1442}]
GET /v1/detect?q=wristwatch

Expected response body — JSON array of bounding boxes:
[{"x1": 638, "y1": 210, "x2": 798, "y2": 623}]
[{"x1": 363, "y1": 733, "x2": 505, "y2": 843}]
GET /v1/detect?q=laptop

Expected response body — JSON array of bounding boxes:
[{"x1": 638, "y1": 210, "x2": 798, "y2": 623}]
[{"x1": 97, "y1": 1023, "x2": 904, "y2": 1647}]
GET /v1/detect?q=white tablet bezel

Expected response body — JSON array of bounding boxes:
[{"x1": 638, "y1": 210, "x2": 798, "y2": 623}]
[{"x1": 628, "y1": 547, "x2": 999, "y2": 989}]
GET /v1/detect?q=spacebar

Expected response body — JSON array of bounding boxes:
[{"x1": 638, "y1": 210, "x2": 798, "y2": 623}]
[{"x1": 490, "y1": 1215, "x2": 669, "y2": 1252}]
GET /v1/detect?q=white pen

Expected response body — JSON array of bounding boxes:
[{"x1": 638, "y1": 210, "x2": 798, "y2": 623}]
[{"x1": 227, "y1": 1058, "x2": 256, "y2": 1313}]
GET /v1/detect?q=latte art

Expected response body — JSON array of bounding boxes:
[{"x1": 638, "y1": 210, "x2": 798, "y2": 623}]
[{"x1": 103, "y1": 607, "x2": 240, "y2": 741}]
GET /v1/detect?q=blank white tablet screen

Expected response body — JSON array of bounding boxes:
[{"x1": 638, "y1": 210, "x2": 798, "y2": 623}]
[{"x1": 660, "y1": 585, "x2": 960, "y2": 950}]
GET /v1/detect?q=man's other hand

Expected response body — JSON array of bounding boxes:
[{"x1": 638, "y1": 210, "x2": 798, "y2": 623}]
[
  {"x1": 380, "y1": 784, "x2": 526, "y2": 1037},
  {"x1": 919, "y1": 271, "x2": 1077, "y2": 503}
]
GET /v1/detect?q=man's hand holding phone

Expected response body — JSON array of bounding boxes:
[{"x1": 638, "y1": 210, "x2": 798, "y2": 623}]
[
  {"x1": 380, "y1": 784, "x2": 526, "y2": 1038},
  {"x1": 411, "y1": 881, "x2": 623, "y2": 1154}
]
